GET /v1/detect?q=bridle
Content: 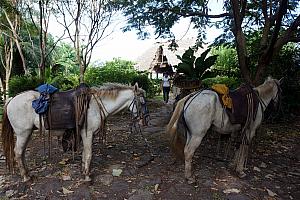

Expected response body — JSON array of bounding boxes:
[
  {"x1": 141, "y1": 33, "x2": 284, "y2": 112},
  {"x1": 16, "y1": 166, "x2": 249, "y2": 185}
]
[
  {"x1": 129, "y1": 91, "x2": 154, "y2": 159},
  {"x1": 129, "y1": 92, "x2": 150, "y2": 126}
]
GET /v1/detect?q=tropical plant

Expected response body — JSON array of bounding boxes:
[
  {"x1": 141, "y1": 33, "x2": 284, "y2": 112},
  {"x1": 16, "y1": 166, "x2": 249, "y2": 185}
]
[
  {"x1": 210, "y1": 45, "x2": 240, "y2": 78},
  {"x1": 174, "y1": 48, "x2": 218, "y2": 80}
]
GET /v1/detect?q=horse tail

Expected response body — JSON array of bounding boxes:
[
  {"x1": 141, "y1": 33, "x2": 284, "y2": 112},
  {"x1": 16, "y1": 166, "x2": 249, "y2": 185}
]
[
  {"x1": 1, "y1": 99, "x2": 15, "y2": 171},
  {"x1": 166, "y1": 95, "x2": 190, "y2": 159}
]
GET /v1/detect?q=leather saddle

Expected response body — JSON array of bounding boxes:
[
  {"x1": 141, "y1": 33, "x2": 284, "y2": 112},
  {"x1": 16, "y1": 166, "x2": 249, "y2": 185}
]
[
  {"x1": 44, "y1": 83, "x2": 90, "y2": 130},
  {"x1": 226, "y1": 84, "x2": 259, "y2": 125}
]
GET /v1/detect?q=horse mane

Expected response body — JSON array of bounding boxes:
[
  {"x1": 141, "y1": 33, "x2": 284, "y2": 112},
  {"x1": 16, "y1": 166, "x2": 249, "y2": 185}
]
[{"x1": 91, "y1": 83, "x2": 143, "y2": 99}]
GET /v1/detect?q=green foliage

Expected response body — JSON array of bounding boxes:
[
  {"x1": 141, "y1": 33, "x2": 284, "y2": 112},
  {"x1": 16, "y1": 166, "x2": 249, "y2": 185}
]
[
  {"x1": 49, "y1": 74, "x2": 80, "y2": 91},
  {"x1": 85, "y1": 58, "x2": 157, "y2": 97},
  {"x1": 85, "y1": 58, "x2": 137, "y2": 86},
  {"x1": 8, "y1": 69, "x2": 80, "y2": 97},
  {"x1": 131, "y1": 73, "x2": 150, "y2": 91},
  {"x1": 51, "y1": 43, "x2": 79, "y2": 75},
  {"x1": 174, "y1": 48, "x2": 218, "y2": 80},
  {"x1": 120, "y1": 0, "x2": 299, "y2": 43},
  {"x1": 8, "y1": 75, "x2": 43, "y2": 97},
  {"x1": 202, "y1": 76, "x2": 241, "y2": 89},
  {"x1": 131, "y1": 74, "x2": 160, "y2": 97},
  {"x1": 267, "y1": 44, "x2": 300, "y2": 115},
  {"x1": 210, "y1": 45, "x2": 240, "y2": 77}
]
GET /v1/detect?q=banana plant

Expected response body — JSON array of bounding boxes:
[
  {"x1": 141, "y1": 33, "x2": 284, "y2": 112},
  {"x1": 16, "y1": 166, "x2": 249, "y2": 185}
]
[{"x1": 174, "y1": 47, "x2": 218, "y2": 80}]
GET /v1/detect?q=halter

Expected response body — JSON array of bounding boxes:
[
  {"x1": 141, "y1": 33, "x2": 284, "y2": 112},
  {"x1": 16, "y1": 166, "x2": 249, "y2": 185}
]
[
  {"x1": 256, "y1": 79, "x2": 282, "y2": 112},
  {"x1": 129, "y1": 92, "x2": 150, "y2": 126}
]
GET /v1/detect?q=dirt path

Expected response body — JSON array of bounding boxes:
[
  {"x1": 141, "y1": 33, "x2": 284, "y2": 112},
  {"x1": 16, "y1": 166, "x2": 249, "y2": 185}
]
[{"x1": 0, "y1": 99, "x2": 299, "y2": 200}]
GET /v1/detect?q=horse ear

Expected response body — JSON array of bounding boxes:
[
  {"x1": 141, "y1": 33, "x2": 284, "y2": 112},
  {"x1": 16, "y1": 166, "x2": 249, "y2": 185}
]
[
  {"x1": 134, "y1": 82, "x2": 139, "y2": 91},
  {"x1": 279, "y1": 77, "x2": 284, "y2": 85}
]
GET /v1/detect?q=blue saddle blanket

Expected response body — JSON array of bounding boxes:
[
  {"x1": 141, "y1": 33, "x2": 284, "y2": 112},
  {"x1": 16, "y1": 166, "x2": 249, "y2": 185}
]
[{"x1": 32, "y1": 84, "x2": 59, "y2": 114}]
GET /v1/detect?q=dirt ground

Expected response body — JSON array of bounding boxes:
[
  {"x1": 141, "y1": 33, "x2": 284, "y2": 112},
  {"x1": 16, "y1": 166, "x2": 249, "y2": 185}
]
[{"x1": 0, "y1": 98, "x2": 299, "y2": 200}]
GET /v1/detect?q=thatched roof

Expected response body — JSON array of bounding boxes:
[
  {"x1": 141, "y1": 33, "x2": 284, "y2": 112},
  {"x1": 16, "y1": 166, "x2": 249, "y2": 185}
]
[{"x1": 134, "y1": 37, "x2": 208, "y2": 72}]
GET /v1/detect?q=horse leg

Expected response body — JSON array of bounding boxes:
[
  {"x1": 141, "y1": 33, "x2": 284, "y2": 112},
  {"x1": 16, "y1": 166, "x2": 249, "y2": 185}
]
[
  {"x1": 81, "y1": 131, "x2": 93, "y2": 182},
  {"x1": 14, "y1": 130, "x2": 32, "y2": 182},
  {"x1": 232, "y1": 129, "x2": 255, "y2": 178},
  {"x1": 184, "y1": 134, "x2": 204, "y2": 184}
]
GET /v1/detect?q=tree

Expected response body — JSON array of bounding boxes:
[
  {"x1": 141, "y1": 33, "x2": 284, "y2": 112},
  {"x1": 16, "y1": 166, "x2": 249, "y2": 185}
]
[
  {"x1": 54, "y1": 0, "x2": 118, "y2": 83},
  {"x1": 24, "y1": 0, "x2": 61, "y2": 80},
  {"x1": 120, "y1": 0, "x2": 300, "y2": 85},
  {"x1": 0, "y1": 0, "x2": 29, "y2": 99}
]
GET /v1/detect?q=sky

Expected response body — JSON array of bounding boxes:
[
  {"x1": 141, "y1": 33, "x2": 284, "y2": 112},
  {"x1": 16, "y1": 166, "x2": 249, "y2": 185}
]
[{"x1": 48, "y1": 1, "x2": 224, "y2": 63}]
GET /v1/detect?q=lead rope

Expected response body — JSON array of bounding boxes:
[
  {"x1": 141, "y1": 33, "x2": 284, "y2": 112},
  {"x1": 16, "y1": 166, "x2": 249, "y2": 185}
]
[{"x1": 130, "y1": 96, "x2": 155, "y2": 165}]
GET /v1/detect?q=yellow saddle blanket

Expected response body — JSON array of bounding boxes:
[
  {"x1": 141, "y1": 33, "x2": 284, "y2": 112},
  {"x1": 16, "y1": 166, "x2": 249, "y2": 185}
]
[{"x1": 211, "y1": 84, "x2": 232, "y2": 109}]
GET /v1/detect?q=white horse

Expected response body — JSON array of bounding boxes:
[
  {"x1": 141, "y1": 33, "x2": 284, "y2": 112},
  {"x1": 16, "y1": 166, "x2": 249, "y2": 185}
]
[
  {"x1": 167, "y1": 77, "x2": 282, "y2": 183},
  {"x1": 1, "y1": 83, "x2": 147, "y2": 182}
]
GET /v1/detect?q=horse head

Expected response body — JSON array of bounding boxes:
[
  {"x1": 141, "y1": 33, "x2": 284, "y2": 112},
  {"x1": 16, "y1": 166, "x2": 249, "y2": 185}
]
[
  {"x1": 129, "y1": 83, "x2": 150, "y2": 126},
  {"x1": 262, "y1": 77, "x2": 283, "y2": 111}
]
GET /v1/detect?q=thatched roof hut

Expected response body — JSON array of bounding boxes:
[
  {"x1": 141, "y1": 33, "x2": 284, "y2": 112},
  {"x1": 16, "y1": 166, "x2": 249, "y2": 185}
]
[{"x1": 134, "y1": 37, "x2": 207, "y2": 78}]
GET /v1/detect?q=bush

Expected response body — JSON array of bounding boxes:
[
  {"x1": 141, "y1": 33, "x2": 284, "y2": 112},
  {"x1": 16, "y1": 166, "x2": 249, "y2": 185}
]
[
  {"x1": 131, "y1": 74, "x2": 159, "y2": 98},
  {"x1": 85, "y1": 58, "x2": 138, "y2": 86},
  {"x1": 8, "y1": 75, "x2": 43, "y2": 97},
  {"x1": 202, "y1": 76, "x2": 241, "y2": 89},
  {"x1": 49, "y1": 74, "x2": 79, "y2": 91},
  {"x1": 85, "y1": 66, "x2": 138, "y2": 86}
]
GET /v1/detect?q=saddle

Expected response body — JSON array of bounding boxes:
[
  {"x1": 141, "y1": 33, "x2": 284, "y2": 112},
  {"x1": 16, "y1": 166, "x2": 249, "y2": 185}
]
[
  {"x1": 228, "y1": 84, "x2": 259, "y2": 125},
  {"x1": 44, "y1": 83, "x2": 90, "y2": 130},
  {"x1": 213, "y1": 84, "x2": 259, "y2": 126}
]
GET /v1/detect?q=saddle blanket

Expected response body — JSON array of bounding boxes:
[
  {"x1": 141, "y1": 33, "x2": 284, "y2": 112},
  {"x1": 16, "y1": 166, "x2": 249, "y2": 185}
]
[
  {"x1": 211, "y1": 84, "x2": 232, "y2": 109},
  {"x1": 32, "y1": 84, "x2": 59, "y2": 114}
]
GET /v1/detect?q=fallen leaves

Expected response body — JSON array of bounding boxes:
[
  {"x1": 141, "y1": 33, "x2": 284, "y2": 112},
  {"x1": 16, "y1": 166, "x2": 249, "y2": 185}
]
[
  {"x1": 62, "y1": 187, "x2": 74, "y2": 194},
  {"x1": 223, "y1": 188, "x2": 240, "y2": 194},
  {"x1": 266, "y1": 188, "x2": 277, "y2": 197},
  {"x1": 253, "y1": 166, "x2": 261, "y2": 172},
  {"x1": 112, "y1": 169, "x2": 123, "y2": 177}
]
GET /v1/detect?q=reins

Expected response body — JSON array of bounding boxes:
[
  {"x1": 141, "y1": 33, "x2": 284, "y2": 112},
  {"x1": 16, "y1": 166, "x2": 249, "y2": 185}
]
[{"x1": 129, "y1": 94, "x2": 155, "y2": 161}]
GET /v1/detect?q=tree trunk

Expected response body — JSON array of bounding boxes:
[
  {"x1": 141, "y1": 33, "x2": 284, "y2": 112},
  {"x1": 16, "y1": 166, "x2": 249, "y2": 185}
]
[
  {"x1": 4, "y1": 38, "x2": 14, "y2": 100},
  {"x1": 230, "y1": 0, "x2": 252, "y2": 84},
  {"x1": 4, "y1": 11, "x2": 28, "y2": 74},
  {"x1": 253, "y1": 0, "x2": 288, "y2": 85},
  {"x1": 39, "y1": 0, "x2": 46, "y2": 81},
  {"x1": 75, "y1": 1, "x2": 84, "y2": 83}
]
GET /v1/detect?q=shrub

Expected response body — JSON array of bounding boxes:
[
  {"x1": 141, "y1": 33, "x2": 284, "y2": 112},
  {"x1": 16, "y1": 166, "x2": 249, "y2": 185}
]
[
  {"x1": 202, "y1": 76, "x2": 241, "y2": 89},
  {"x1": 49, "y1": 74, "x2": 79, "y2": 91},
  {"x1": 85, "y1": 58, "x2": 138, "y2": 86},
  {"x1": 131, "y1": 73, "x2": 159, "y2": 97},
  {"x1": 8, "y1": 75, "x2": 43, "y2": 97}
]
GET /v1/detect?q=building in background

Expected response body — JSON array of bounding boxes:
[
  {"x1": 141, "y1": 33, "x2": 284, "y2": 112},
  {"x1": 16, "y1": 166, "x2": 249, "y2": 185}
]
[{"x1": 135, "y1": 37, "x2": 207, "y2": 79}]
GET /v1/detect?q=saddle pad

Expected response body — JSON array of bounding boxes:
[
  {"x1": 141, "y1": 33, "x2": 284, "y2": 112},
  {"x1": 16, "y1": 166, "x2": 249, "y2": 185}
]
[{"x1": 211, "y1": 84, "x2": 232, "y2": 109}]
